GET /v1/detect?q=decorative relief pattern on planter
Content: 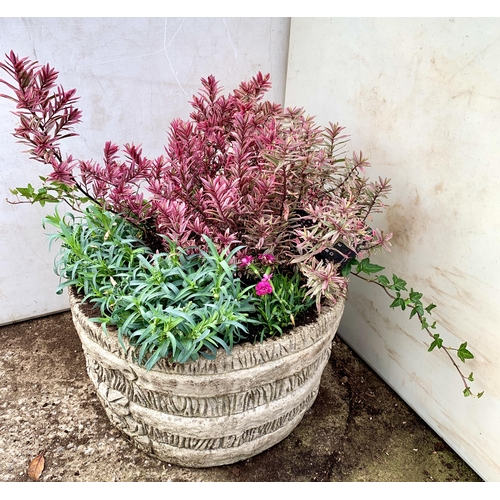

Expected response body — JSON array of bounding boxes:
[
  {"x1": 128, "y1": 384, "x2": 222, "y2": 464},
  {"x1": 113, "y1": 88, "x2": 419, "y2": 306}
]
[
  {"x1": 141, "y1": 391, "x2": 318, "y2": 451},
  {"x1": 69, "y1": 288, "x2": 345, "y2": 467},
  {"x1": 88, "y1": 350, "x2": 330, "y2": 418}
]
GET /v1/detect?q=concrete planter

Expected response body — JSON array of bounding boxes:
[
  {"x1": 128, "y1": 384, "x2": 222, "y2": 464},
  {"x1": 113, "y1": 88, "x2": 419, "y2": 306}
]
[{"x1": 69, "y1": 288, "x2": 345, "y2": 467}]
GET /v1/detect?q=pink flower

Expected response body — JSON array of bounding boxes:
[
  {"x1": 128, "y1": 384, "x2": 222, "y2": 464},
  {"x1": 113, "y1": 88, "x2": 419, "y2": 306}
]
[
  {"x1": 240, "y1": 255, "x2": 254, "y2": 267},
  {"x1": 258, "y1": 253, "x2": 275, "y2": 264},
  {"x1": 255, "y1": 277, "x2": 273, "y2": 296}
]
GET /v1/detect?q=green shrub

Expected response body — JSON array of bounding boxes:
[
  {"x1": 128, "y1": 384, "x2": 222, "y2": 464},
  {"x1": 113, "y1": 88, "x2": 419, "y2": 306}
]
[{"x1": 45, "y1": 205, "x2": 258, "y2": 367}]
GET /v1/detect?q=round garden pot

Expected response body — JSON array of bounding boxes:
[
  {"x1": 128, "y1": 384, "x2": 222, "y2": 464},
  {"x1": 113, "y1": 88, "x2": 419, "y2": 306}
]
[{"x1": 68, "y1": 288, "x2": 345, "y2": 467}]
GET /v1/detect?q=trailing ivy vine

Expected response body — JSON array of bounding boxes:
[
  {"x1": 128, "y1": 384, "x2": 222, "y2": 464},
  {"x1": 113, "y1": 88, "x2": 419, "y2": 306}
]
[{"x1": 342, "y1": 258, "x2": 483, "y2": 398}]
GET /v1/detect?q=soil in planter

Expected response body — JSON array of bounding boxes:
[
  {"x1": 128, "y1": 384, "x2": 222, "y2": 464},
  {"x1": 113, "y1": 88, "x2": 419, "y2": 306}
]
[{"x1": 245, "y1": 305, "x2": 319, "y2": 344}]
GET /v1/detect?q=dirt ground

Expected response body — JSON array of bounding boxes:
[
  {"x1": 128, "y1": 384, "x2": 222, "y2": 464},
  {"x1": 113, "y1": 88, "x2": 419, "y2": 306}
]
[{"x1": 0, "y1": 310, "x2": 483, "y2": 482}]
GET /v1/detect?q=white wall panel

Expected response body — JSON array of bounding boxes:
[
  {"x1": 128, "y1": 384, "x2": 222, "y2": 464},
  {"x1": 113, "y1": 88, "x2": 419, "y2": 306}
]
[
  {"x1": 0, "y1": 17, "x2": 290, "y2": 325},
  {"x1": 286, "y1": 17, "x2": 500, "y2": 481}
]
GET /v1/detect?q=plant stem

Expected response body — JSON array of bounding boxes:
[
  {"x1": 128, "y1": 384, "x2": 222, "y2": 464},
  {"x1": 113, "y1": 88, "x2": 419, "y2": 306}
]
[{"x1": 351, "y1": 271, "x2": 477, "y2": 396}]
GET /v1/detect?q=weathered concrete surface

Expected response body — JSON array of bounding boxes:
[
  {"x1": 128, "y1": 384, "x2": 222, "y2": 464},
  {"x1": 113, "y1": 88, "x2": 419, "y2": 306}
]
[{"x1": 0, "y1": 311, "x2": 482, "y2": 482}]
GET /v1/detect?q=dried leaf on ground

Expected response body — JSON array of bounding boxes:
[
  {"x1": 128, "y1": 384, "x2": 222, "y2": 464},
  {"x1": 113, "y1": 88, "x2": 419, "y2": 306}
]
[{"x1": 27, "y1": 450, "x2": 45, "y2": 481}]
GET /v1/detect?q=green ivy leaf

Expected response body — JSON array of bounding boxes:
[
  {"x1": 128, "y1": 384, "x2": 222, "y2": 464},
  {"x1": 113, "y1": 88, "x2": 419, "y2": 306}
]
[
  {"x1": 377, "y1": 275, "x2": 390, "y2": 287},
  {"x1": 428, "y1": 334, "x2": 443, "y2": 352},
  {"x1": 409, "y1": 289, "x2": 423, "y2": 303},
  {"x1": 425, "y1": 303, "x2": 437, "y2": 314},
  {"x1": 468, "y1": 372, "x2": 474, "y2": 382},
  {"x1": 360, "y1": 259, "x2": 385, "y2": 275},
  {"x1": 341, "y1": 260, "x2": 353, "y2": 277},
  {"x1": 412, "y1": 304, "x2": 424, "y2": 319},
  {"x1": 478, "y1": 391, "x2": 484, "y2": 399},
  {"x1": 16, "y1": 184, "x2": 35, "y2": 198},
  {"x1": 457, "y1": 342, "x2": 474, "y2": 363},
  {"x1": 390, "y1": 294, "x2": 406, "y2": 310},
  {"x1": 463, "y1": 388, "x2": 471, "y2": 397},
  {"x1": 390, "y1": 274, "x2": 407, "y2": 291}
]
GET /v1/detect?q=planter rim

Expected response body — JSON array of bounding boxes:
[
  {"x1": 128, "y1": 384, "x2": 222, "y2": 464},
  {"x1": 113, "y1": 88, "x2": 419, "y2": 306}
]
[{"x1": 68, "y1": 286, "x2": 346, "y2": 375}]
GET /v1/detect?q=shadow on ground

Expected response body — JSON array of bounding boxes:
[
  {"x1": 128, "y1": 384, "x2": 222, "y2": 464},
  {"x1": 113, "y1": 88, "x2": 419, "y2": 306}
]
[{"x1": 0, "y1": 311, "x2": 482, "y2": 482}]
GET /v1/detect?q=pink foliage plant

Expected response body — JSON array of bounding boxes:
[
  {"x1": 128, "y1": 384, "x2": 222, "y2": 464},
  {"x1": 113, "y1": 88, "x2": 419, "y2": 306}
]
[
  {"x1": 0, "y1": 51, "x2": 392, "y2": 310},
  {"x1": 2, "y1": 52, "x2": 485, "y2": 397}
]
